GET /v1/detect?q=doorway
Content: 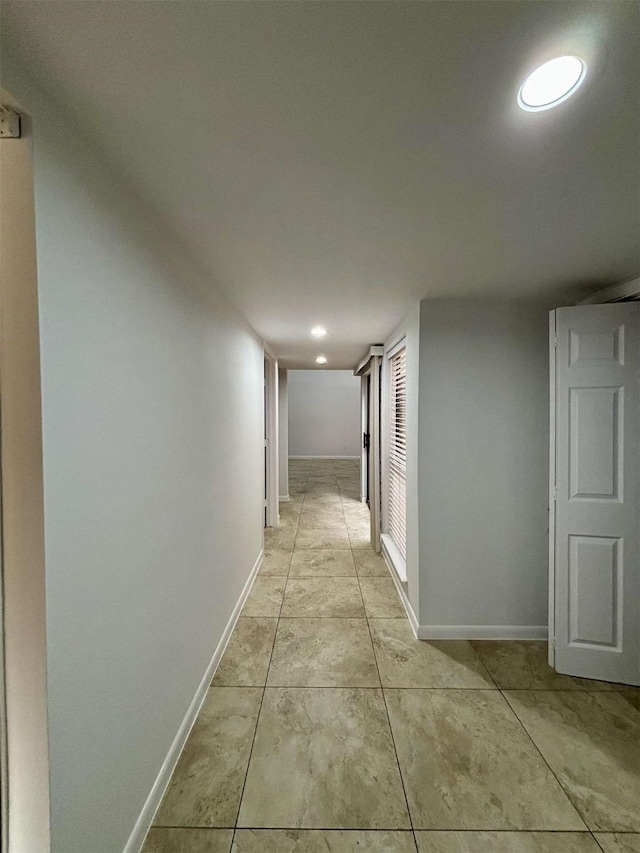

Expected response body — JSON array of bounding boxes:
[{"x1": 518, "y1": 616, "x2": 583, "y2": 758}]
[
  {"x1": 263, "y1": 347, "x2": 279, "y2": 528},
  {"x1": 362, "y1": 372, "x2": 371, "y2": 506},
  {"x1": 355, "y1": 347, "x2": 383, "y2": 553},
  {"x1": 549, "y1": 302, "x2": 639, "y2": 685}
]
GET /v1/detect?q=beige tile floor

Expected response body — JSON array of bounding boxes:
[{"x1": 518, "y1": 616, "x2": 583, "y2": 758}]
[{"x1": 144, "y1": 459, "x2": 640, "y2": 853}]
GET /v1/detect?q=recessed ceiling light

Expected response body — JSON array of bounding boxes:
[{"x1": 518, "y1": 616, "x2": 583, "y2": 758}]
[
  {"x1": 518, "y1": 55, "x2": 586, "y2": 112},
  {"x1": 311, "y1": 326, "x2": 328, "y2": 338},
  {"x1": 315, "y1": 355, "x2": 327, "y2": 365}
]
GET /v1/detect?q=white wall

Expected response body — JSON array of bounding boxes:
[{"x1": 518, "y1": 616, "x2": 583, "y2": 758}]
[
  {"x1": 4, "y1": 65, "x2": 264, "y2": 853},
  {"x1": 278, "y1": 369, "x2": 289, "y2": 498},
  {"x1": 417, "y1": 298, "x2": 551, "y2": 634},
  {"x1": 288, "y1": 370, "x2": 361, "y2": 457}
]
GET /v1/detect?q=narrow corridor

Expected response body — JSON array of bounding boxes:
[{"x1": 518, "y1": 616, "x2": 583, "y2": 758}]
[{"x1": 144, "y1": 459, "x2": 640, "y2": 853}]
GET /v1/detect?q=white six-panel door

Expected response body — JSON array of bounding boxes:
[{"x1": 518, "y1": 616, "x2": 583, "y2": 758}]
[{"x1": 550, "y1": 304, "x2": 639, "y2": 685}]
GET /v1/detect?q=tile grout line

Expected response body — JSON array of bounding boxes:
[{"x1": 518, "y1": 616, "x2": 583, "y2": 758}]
[
  {"x1": 340, "y1": 485, "x2": 417, "y2": 842},
  {"x1": 249, "y1": 466, "x2": 627, "y2": 842},
  {"x1": 219, "y1": 684, "x2": 551, "y2": 691},
  {"x1": 363, "y1": 601, "x2": 418, "y2": 844},
  {"x1": 155, "y1": 824, "x2": 627, "y2": 833},
  {"x1": 287, "y1": 464, "x2": 419, "y2": 839},
  {"x1": 466, "y1": 641, "x2": 501, "y2": 688},
  {"x1": 228, "y1": 683, "x2": 264, "y2": 844},
  {"x1": 466, "y1": 641, "x2": 605, "y2": 842},
  {"x1": 231, "y1": 474, "x2": 305, "y2": 844},
  {"x1": 256, "y1": 467, "x2": 626, "y2": 845},
  {"x1": 495, "y1": 683, "x2": 595, "y2": 836},
  {"x1": 224, "y1": 465, "x2": 623, "y2": 847},
  {"x1": 276, "y1": 475, "x2": 306, "y2": 616}
]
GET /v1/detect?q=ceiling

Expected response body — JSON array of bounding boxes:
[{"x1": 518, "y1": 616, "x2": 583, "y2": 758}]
[{"x1": 2, "y1": 1, "x2": 638, "y2": 368}]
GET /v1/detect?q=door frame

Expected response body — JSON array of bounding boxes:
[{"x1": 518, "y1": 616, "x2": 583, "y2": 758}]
[
  {"x1": 550, "y1": 284, "x2": 640, "y2": 669},
  {"x1": 549, "y1": 304, "x2": 640, "y2": 682},
  {"x1": 263, "y1": 345, "x2": 279, "y2": 528},
  {"x1": 548, "y1": 311, "x2": 557, "y2": 667},
  {"x1": 355, "y1": 347, "x2": 383, "y2": 553},
  {"x1": 0, "y1": 91, "x2": 51, "y2": 852},
  {"x1": 578, "y1": 277, "x2": 639, "y2": 305},
  {"x1": 360, "y1": 373, "x2": 371, "y2": 504}
]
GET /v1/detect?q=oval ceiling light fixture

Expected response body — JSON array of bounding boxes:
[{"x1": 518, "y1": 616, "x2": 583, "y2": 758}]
[
  {"x1": 310, "y1": 325, "x2": 328, "y2": 338},
  {"x1": 315, "y1": 355, "x2": 328, "y2": 365},
  {"x1": 518, "y1": 55, "x2": 586, "y2": 111}
]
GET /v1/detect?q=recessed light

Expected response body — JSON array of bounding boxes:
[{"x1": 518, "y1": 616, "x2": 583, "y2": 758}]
[
  {"x1": 518, "y1": 55, "x2": 586, "y2": 112},
  {"x1": 315, "y1": 355, "x2": 327, "y2": 365},
  {"x1": 311, "y1": 326, "x2": 328, "y2": 338}
]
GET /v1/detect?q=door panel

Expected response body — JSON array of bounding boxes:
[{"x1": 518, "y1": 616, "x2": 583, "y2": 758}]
[
  {"x1": 568, "y1": 535, "x2": 621, "y2": 648},
  {"x1": 364, "y1": 373, "x2": 371, "y2": 505},
  {"x1": 569, "y1": 386, "x2": 622, "y2": 500},
  {"x1": 552, "y1": 304, "x2": 639, "y2": 685}
]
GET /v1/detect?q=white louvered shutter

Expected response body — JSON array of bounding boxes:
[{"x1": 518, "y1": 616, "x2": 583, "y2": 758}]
[{"x1": 388, "y1": 346, "x2": 407, "y2": 559}]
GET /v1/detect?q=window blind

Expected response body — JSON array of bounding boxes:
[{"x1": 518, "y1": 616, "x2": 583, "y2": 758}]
[{"x1": 388, "y1": 346, "x2": 407, "y2": 560}]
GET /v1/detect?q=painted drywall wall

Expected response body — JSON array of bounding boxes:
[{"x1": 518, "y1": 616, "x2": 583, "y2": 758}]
[
  {"x1": 288, "y1": 370, "x2": 360, "y2": 457},
  {"x1": 417, "y1": 298, "x2": 551, "y2": 633},
  {"x1": 0, "y1": 97, "x2": 51, "y2": 853},
  {"x1": 4, "y1": 64, "x2": 264, "y2": 853},
  {"x1": 278, "y1": 369, "x2": 289, "y2": 498}
]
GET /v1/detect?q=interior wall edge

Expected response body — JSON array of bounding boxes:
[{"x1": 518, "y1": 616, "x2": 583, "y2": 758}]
[
  {"x1": 0, "y1": 44, "x2": 263, "y2": 345},
  {"x1": 0, "y1": 90, "x2": 51, "y2": 853},
  {"x1": 3, "y1": 58, "x2": 266, "y2": 853}
]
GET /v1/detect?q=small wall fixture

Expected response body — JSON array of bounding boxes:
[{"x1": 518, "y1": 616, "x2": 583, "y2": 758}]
[
  {"x1": 311, "y1": 326, "x2": 328, "y2": 338},
  {"x1": 518, "y1": 55, "x2": 586, "y2": 111},
  {"x1": 315, "y1": 355, "x2": 327, "y2": 365}
]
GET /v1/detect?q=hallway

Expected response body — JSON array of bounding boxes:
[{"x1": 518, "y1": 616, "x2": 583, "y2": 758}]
[{"x1": 143, "y1": 459, "x2": 639, "y2": 853}]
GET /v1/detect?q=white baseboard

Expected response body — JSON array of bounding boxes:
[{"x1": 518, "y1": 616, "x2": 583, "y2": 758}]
[
  {"x1": 289, "y1": 455, "x2": 360, "y2": 460},
  {"x1": 123, "y1": 548, "x2": 264, "y2": 853},
  {"x1": 378, "y1": 546, "x2": 547, "y2": 642},
  {"x1": 416, "y1": 624, "x2": 548, "y2": 640},
  {"x1": 279, "y1": 494, "x2": 290, "y2": 502}
]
